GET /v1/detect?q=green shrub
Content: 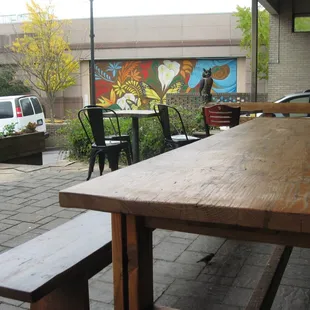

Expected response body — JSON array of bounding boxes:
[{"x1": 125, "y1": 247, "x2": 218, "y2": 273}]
[
  {"x1": 176, "y1": 106, "x2": 205, "y2": 133},
  {"x1": 58, "y1": 107, "x2": 203, "y2": 162},
  {"x1": 58, "y1": 115, "x2": 132, "y2": 161},
  {"x1": 139, "y1": 118, "x2": 164, "y2": 159},
  {"x1": 0, "y1": 65, "x2": 30, "y2": 96},
  {"x1": 58, "y1": 117, "x2": 92, "y2": 160}
]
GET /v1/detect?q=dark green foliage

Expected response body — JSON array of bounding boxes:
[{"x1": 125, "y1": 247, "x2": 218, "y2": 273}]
[
  {"x1": 0, "y1": 66, "x2": 30, "y2": 96},
  {"x1": 139, "y1": 117, "x2": 164, "y2": 159},
  {"x1": 1, "y1": 122, "x2": 17, "y2": 136},
  {"x1": 58, "y1": 115, "x2": 131, "y2": 161},
  {"x1": 58, "y1": 107, "x2": 204, "y2": 163}
]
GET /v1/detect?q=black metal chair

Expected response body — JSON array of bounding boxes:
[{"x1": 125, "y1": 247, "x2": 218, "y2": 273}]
[
  {"x1": 154, "y1": 104, "x2": 200, "y2": 150},
  {"x1": 78, "y1": 106, "x2": 132, "y2": 180},
  {"x1": 103, "y1": 114, "x2": 133, "y2": 159}
]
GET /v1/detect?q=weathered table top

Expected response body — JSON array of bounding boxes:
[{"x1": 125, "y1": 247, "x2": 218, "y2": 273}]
[
  {"x1": 102, "y1": 110, "x2": 157, "y2": 118},
  {"x1": 60, "y1": 118, "x2": 310, "y2": 233}
]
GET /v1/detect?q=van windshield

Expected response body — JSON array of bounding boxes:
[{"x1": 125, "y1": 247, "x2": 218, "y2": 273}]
[{"x1": 0, "y1": 101, "x2": 13, "y2": 119}]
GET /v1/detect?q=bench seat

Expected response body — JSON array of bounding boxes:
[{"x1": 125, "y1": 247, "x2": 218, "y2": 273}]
[{"x1": 0, "y1": 211, "x2": 111, "y2": 310}]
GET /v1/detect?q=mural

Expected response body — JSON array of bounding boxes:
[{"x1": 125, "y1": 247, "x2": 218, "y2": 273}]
[{"x1": 94, "y1": 58, "x2": 237, "y2": 110}]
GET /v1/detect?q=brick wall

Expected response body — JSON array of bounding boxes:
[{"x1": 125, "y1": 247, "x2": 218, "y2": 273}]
[{"x1": 268, "y1": 1, "x2": 310, "y2": 101}]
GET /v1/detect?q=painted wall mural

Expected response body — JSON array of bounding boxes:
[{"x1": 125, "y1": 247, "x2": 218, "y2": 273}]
[{"x1": 94, "y1": 58, "x2": 237, "y2": 110}]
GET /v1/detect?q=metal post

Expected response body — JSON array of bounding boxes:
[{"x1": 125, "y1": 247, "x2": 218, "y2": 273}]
[
  {"x1": 90, "y1": 0, "x2": 96, "y2": 106},
  {"x1": 251, "y1": 0, "x2": 258, "y2": 102}
]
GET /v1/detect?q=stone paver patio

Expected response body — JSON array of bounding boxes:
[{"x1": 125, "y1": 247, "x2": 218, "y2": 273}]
[{"x1": 1, "y1": 159, "x2": 310, "y2": 309}]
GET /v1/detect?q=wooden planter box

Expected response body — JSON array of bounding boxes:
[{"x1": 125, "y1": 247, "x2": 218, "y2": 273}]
[{"x1": 0, "y1": 132, "x2": 45, "y2": 165}]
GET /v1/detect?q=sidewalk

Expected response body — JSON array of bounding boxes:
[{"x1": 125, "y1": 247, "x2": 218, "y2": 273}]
[{"x1": 0, "y1": 158, "x2": 310, "y2": 309}]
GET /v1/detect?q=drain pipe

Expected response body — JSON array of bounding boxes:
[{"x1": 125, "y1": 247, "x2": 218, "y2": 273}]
[{"x1": 251, "y1": 0, "x2": 258, "y2": 102}]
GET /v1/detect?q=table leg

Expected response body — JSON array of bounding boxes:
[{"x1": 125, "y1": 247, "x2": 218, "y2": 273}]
[
  {"x1": 131, "y1": 118, "x2": 139, "y2": 163},
  {"x1": 127, "y1": 215, "x2": 153, "y2": 310},
  {"x1": 112, "y1": 214, "x2": 128, "y2": 310},
  {"x1": 112, "y1": 214, "x2": 153, "y2": 310}
]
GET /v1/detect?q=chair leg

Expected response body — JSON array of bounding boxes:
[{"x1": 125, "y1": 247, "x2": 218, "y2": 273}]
[
  {"x1": 205, "y1": 124, "x2": 210, "y2": 137},
  {"x1": 124, "y1": 146, "x2": 132, "y2": 165},
  {"x1": 98, "y1": 152, "x2": 105, "y2": 176},
  {"x1": 107, "y1": 151, "x2": 120, "y2": 171},
  {"x1": 165, "y1": 142, "x2": 176, "y2": 151},
  {"x1": 122, "y1": 136, "x2": 133, "y2": 160},
  {"x1": 128, "y1": 140, "x2": 133, "y2": 160},
  {"x1": 87, "y1": 149, "x2": 97, "y2": 181},
  {"x1": 164, "y1": 141, "x2": 170, "y2": 152}
]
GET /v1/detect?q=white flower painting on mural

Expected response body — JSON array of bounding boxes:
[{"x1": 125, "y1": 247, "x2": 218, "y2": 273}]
[
  {"x1": 117, "y1": 93, "x2": 137, "y2": 110},
  {"x1": 158, "y1": 60, "x2": 180, "y2": 91}
]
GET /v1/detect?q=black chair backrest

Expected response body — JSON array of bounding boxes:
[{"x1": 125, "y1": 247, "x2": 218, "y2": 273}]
[
  {"x1": 154, "y1": 104, "x2": 188, "y2": 140},
  {"x1": 78, "y1": 106, "x2": 122, "y2": 146}
]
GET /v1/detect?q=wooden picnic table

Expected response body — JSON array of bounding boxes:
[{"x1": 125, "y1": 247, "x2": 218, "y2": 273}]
[
  {"x1": 205, "y1": 102, "x2": 263, "y2": 114},
  {"x1": 60, "y1": 118, "x2": 310, "y2": 310},
  {"x1": 206, "y1": 101, "x2": 310, "y2": 114},
  {"x1": 102, "y1": 109, "x2": 158, "y2": 163}
]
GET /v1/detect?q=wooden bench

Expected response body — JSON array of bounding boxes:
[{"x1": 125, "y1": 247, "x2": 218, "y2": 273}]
[{"x1": 0, "y1": 211, "x2": 112, "y2": 310}]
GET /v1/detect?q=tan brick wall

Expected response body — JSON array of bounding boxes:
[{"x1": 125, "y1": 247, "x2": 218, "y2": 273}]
[
  {"x1": 268, "y1": 1, "x2": 310, "y2": 101},
  {"x1": 42, "y1": 97, "x2": 83, "y2": 119}
]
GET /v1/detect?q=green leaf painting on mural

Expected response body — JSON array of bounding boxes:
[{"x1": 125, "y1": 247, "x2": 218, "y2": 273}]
[{"x1": 234, "y1": 5, "x2": 270, "y2": 80}]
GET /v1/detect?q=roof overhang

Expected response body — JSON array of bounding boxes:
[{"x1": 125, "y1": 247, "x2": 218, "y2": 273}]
[{"x1": 259, "y1": 0, "x2": 279, "y2": 15}]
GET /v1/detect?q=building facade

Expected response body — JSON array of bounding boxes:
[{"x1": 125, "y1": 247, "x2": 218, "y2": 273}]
[
  {"x1": 0, "y1": 13, "x2": 267, "y2": 118},
  {"x1": 265, "y1": 0, "x2": 310, "y2": 100}
]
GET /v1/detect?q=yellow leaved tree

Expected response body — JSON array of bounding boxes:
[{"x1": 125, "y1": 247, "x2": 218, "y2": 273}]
[{"x1": 10, "y1": 0, "x2": 79, "y2": 123}]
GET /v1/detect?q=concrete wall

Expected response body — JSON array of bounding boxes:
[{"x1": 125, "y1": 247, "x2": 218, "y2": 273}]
[
  {"x1": 268, "y1": 0, "x2": 310, "y2": 101},
  {"x1": 68, "y1": 13, "x2": 244, "y2": 59}
]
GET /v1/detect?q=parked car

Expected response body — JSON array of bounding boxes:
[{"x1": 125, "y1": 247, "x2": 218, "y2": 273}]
[
  {"x1": 0, "y1": 95, "x2": 48, "y2": 136},
  {"x1": 258, "y1": 89, "x2": 310, "y2": 118}
]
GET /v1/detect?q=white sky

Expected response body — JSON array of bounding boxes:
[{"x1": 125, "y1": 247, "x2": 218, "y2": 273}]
[{"x1": 0, "y1": 0, "x2": 252, "y2": 19}]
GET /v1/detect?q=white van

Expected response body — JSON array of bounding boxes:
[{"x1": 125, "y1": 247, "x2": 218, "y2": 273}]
[{"x1": 0, "y1": 95, "x2": 47, "y2": 135}]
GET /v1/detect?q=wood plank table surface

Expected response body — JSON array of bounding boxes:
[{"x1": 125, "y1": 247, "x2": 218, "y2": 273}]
[
  {"x1": 102, "y1": 110, "x2": 158, "y2": 163},
  {"x1": 60, "y1": 118, "x2": 310, "y2": 310},
  {"x1": 205, "y1": 103, "x2": 263, "y2": 114},
  {"x1": 206, "y1": 102, "x2": 310, "y2": 114}
]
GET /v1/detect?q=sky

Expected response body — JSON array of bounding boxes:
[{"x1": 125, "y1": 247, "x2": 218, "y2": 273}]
[{"x1": 0, "y1": 0, "x2": 253, "y2": 20}]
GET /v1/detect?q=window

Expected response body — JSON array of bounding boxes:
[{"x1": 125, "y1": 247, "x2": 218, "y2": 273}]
[
  {"x1": 287, "y1": 95, "x2": 310, "y2": 118},
  {"x1": 288, "y1": 96, "x2": 310, "y2": 103},
  {"x1": 20, "y1": 98, "x2": 34, "y2": 116},
  {"x1": 30, "y1": 97, "x2": 43, "y2": 114},
  {"x1": 0, "y1": 101, "x2": 13, "y2": 119},
  {"x1": 293, "y1": 15, "x2": 310, "y2": 32}
]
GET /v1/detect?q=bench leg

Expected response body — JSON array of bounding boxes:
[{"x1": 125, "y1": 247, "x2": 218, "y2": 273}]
[
  {"x1": 112, "y1": 214, "x2": 153, "y2": 310},
  {"x1": 245, "y1": 245, "x2": 293, "y2": 310},
  {"x1": 30, "y1": 277, "x2": 89, "y2": 310}
]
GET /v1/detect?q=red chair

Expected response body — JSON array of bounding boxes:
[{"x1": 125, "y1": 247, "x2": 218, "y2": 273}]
[{"x1": 202, "y1": 105, "x2": 241, "y2": 137}]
